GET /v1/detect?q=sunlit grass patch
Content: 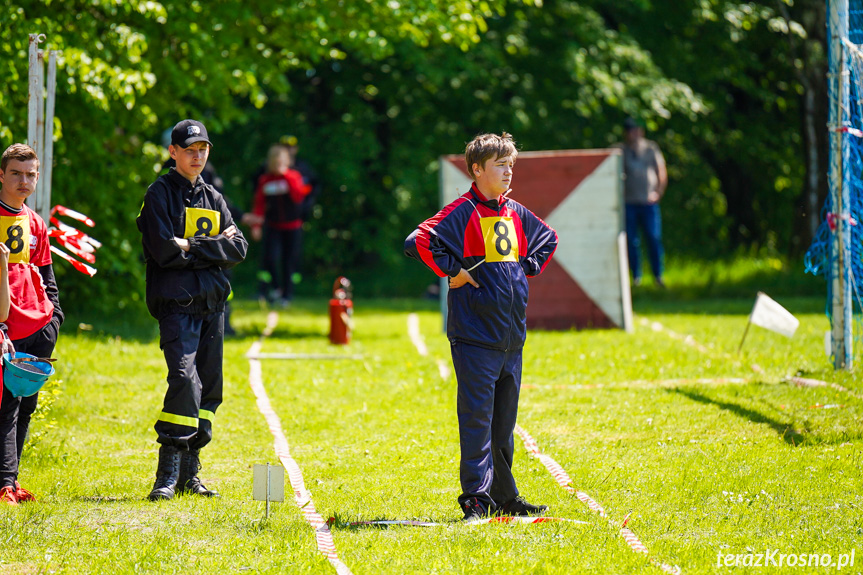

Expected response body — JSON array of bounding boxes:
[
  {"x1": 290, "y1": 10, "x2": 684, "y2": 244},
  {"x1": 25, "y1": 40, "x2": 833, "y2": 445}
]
[{"x1": 2, "y1": 295, "x2": 860, "y2": 573}]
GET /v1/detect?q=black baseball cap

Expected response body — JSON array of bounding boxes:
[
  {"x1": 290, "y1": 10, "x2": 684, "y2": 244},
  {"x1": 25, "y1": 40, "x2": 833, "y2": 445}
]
[{"x1": 171, "y1": 119, "x2": 213, "y2": 148}]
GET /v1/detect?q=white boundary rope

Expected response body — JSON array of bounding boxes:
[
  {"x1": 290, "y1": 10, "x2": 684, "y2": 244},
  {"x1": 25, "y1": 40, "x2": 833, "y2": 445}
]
[
  {"x1": 638, "y1": 317, "x2": 764, "y2": 374},
  {"x1": 787, "y1": 376, "x2": 863, "y2": 401},
  {"x1": 407, "y1": 313, "x2": 452, "y2": 380},
  {"x1": 248, "y1": 311, "x2": 353, "y2": 575},
  {"x1": 513, "y1": 425, "x2": 681, "y2": 575}
]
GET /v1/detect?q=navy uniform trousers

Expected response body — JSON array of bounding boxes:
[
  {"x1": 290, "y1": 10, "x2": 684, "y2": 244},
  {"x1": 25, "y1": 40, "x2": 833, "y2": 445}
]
[
  {"x1": 452, "y1": 341, "x2": 522, "y2": 513},
  {"x1": 0, "y1": 322, "x2": 58, "y2": 488},
  {"x1": 156, "y1": 312, "x2": 224, "y2": 450}
]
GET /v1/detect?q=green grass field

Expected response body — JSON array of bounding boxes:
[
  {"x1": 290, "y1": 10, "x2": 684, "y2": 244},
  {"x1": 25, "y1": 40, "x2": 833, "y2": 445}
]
[{"x1": 1, "y1": 277, "x2": 861, "y2": 573}]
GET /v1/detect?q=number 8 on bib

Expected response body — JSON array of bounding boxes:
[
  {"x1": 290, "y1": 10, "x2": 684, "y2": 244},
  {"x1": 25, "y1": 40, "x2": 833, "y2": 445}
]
[
  {"x1": 184, "y1": 208, "x2": 221, "y2": 239},
  {"x1": 0, "y1": 215, "x2": 31, "y2": 264},
  {"x1": 480, "y1": 216, "x2": 518, "y2": 263}
]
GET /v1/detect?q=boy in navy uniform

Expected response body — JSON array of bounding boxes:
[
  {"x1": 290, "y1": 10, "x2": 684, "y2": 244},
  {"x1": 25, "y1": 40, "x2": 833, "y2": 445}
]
[
  {"x1": 137, "y1": 120, "x2": 248, "y2": 501},
  {"x1": 405, "y1": 132, "x2": 558, "y2": 520},
  {"x1": 0, "y1": 144, "x2": 62, "y2": 505}
]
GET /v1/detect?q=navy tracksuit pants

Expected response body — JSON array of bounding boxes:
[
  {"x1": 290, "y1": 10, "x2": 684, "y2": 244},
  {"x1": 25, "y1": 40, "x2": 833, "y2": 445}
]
[
  {"x1": 155, "y1": 312, "x2": 224, "y2": 451},
  {"x1": 452, "y1": 341, "x2": 522, "y2": 513},
  {"x1": 0, "y1": 321, "x2": 58, "y2": 488}
]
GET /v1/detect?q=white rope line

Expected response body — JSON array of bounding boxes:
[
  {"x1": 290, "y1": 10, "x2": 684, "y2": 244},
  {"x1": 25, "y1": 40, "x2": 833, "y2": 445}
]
[
  {"x1": 787, "y1": 376, "x2": 863, "y2": 401},
  {"x1": 407, "y1": 313, "x2": 452, "y2": 380},
  {"x1": 513, "y1": 425, "x2": 681, "y2": 574},
  {"x1": 638, "y1": 317, "x2": 713, "y2": 355},
  {"x1": 638, "y1": 317, "x2": 763, "y2": 373},
  {"x1": 248, "y1": 311, "x2": 353, "y2": 575},
  {"x1": 406, "y1": 313, "x2": 429, "y2": 356}
]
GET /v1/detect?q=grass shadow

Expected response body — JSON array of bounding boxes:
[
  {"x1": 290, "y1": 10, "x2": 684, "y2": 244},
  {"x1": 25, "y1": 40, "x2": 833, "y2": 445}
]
[
  {"x1": 74, "y1": 495, "x2": 146, "y2": 503},
  {"x1": 250, "y1": 327, "x2": 328, "y2": 340},
  {"x1": 670, "y1": 387, "x2": 809, "y2": 445},
  {"x1": 327, "y1": 513, "x2": 460, "y2": 531}
]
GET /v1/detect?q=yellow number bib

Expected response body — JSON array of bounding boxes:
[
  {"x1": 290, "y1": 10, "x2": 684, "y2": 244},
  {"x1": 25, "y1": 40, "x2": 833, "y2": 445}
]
[
  {"x1": 184, "y1": 208, "x2": 221, "y2": 239},
  {"x1": 0, "y1": 215, "x2": 31, "y2": 264},
  {"x1": 480, "y1": 216, "x2": 518, "y2": 263}
]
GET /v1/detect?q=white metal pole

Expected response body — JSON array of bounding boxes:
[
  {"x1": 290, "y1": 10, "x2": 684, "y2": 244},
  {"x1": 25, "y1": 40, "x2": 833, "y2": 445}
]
[
  {"x1": 841, "y1": 66, "x2": 854, "y2": 371},
  {"x1": 27, "y1": 34, "x2": 42, "y2": 158},
  {"x1": 829, "y1": 0, "x2": 851, "y2": 369},
  {"x1": 42, "y1": 50, "x2": 57, "y2": 222},
  {"x1": 35, "y1": 49, "x2": 45, "y2": 212}
]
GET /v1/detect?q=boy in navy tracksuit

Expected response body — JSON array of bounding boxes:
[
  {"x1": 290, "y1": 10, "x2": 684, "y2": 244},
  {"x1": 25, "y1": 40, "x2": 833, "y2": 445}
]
[
  {"x1": 137, "y1": 120, "x2": 248, "y2": 501},
  {"x1": 405, "y1": 132, "x2": 558, "y2": 521}
]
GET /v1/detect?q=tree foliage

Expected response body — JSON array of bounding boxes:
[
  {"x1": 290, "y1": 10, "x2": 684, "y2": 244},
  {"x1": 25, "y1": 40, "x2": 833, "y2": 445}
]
[
  {"x1": 1, "y1": 0, "x2": 507, "y2": 308},
  {"x1": 0, "y1": 0, "x2": 826, "y2": 307}
]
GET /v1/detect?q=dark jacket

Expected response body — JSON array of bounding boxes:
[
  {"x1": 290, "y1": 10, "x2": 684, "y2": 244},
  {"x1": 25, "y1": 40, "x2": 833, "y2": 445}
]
[
  {"x1": 137, "y1": 169, "x2": 248, "y2": 319},
  {"x1": 405, "y1": 184, "x2": 558, "y2": 351}
]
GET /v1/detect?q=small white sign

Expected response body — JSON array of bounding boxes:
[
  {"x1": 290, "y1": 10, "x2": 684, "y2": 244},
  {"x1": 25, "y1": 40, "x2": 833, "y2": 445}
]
[{"x1": 253, "y1": 464, "x2": 285, "y2": 502}]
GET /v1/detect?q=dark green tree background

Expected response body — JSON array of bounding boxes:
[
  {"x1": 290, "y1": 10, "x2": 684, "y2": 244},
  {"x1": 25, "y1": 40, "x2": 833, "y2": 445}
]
[{"x1": 0, "y1": 0, "x2": 827, "y2": 309}]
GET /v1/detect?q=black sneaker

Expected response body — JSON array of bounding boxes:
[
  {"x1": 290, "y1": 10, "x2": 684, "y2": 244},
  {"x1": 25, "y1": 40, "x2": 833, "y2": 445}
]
[
  {"x1": 498, "y1": 496, "x2": 548, "y2": 517},
  {"x1": 461, "y1": 497, "x2": 486, "y2": 522}
]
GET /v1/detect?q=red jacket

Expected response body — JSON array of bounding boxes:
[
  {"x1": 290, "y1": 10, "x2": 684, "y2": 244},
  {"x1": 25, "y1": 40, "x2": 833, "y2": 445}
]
[
  {"x1": 0, "y1": 203, "x2": 56, "y2": 340},
  {"x1": 252, "y1": 170, "x2": 311, "y2": 230}
]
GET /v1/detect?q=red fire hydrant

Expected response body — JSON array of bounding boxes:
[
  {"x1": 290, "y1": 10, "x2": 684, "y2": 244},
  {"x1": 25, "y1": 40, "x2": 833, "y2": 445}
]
[{"x1": 328, "y1": 276, "x2": 353, "y2": 345}]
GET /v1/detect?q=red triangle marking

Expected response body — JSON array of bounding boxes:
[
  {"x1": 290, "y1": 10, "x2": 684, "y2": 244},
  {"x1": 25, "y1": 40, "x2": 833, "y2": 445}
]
[
  {"x1": 527, "y1": 260, "x2": 616, "y2": 329},
  {"x1": 444, "y1": 152, "x2": 611, "y2": 219}
]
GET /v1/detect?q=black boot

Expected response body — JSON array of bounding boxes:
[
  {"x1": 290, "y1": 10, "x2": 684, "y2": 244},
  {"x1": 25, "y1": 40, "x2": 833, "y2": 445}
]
[
  {"x1": 177, "y1": 449, "x2": 219, "y2": 497},
  {"x1": 148, "y1": 445, "x2": 181, "y2": 501}
]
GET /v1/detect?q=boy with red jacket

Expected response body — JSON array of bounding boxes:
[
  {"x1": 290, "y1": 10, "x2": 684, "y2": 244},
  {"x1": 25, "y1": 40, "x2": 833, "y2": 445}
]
[
  {"x1": 0, "y1": 144, "x2": 62, "y2": 505},
  {"x1": 405, "y1": 133, "x2": 558, "y2": 521},
  {"x1": 251, "y1": 144, "x2": 310, "y2": 306}
]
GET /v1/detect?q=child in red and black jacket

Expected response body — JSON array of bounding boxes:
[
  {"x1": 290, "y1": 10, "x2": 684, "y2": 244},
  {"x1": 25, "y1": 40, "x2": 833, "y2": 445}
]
[
  {"x1": 405, "y1": 132, "x2": 558, "y2": 522},
  {"x1": 251, "y1": 144, "x2": 311, "y2": 306},
  {"x1": 0, "y1": 144, "x2": 59, "y2": 506}
]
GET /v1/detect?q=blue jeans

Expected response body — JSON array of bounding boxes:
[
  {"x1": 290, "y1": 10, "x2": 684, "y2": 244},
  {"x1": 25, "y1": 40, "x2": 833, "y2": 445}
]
[{"x1": 625, "y1": 203, "x2": 664, "y2": 281}]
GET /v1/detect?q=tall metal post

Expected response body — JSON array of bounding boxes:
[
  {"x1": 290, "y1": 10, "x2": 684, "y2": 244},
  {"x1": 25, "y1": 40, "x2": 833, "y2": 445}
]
[
  {"x1": 828, "y1": 0, "x2": 853, "y2": 369},
  {"x1": 27, "y1": 34, "x2": 42, "y2": 161},
  {"x1": 40, "y1": 50, "x2": 57, "y2": 222}
]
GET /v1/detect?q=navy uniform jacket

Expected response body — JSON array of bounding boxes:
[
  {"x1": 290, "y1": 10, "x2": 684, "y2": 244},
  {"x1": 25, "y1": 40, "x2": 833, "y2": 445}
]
[
  {"x1": 137, "y1": 168, "x2": 248, "y2": 319},
  {"x1": 405, "y1": 183, "x2": 558, "y2": 351}
]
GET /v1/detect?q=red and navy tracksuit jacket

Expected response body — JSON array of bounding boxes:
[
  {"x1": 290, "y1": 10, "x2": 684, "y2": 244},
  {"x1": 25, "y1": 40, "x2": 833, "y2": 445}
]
[{"x1": 405, "y1": 183, "x2": 558, "y2": 350}]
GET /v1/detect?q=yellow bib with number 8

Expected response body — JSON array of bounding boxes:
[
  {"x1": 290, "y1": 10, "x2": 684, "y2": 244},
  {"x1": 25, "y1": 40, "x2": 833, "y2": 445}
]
[
  {"x1": 480, "y1": 216, "x2": 518, "y2": 263},
  {"x1": 184, "y1": 208, "x2": 220, "y2": 239},
  {"x1": 0, "y1": 215, "x2": 31, "y2": 264}
]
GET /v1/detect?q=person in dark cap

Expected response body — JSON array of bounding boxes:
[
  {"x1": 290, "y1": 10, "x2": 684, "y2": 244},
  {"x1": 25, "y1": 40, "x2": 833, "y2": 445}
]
[
  {"x1": 160, "y1": 128, "x2": 252, "y2": 336},
  {"x1": 137, "y1": 119, "x2": 248, "y2": 501},
  {"x1": 618, "y1": 116, "x2": 668, "y2": 287}
]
